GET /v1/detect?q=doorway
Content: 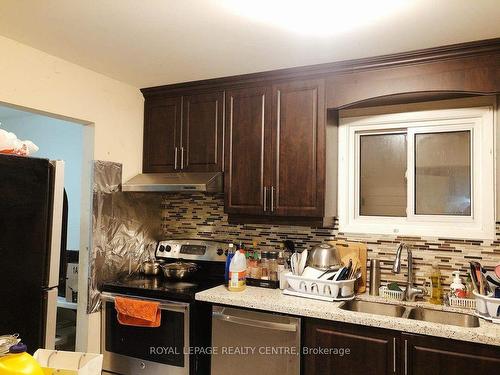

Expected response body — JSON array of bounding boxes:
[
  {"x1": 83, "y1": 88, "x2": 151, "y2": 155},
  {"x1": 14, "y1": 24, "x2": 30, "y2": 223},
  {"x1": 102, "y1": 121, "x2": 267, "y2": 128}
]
[{"x1": 0, "y1": 103, "x2": 94, "y2": 351}]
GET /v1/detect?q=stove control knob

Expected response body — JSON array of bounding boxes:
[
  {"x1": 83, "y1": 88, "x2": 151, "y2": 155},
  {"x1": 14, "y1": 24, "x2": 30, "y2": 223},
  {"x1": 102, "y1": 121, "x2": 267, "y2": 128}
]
[
  {"x1": 158, "y1": 245, "x2": 165, "y2": 253},
  {"x1": 224, "y1": 249, "x2": 228, "y2": 256},
  {"x1": 165, "y1": 245, "x2": 172, "y2": 252},
  {"x1": 216, "y1": 248, "x2": 223, "y2": 256}
]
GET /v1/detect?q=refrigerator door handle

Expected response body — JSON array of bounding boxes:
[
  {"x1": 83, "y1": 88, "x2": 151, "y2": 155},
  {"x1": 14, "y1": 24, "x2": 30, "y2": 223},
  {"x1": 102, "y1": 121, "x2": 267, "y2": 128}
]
[{"x1": 47, "y1": 160, "x2": 65, "y2": 288}]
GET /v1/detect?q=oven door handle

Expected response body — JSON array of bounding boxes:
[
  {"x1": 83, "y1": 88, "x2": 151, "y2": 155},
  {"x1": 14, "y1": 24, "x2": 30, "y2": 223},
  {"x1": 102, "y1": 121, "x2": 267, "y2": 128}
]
[
  {"x1": 212, "y1": 311, "x2": 297, "y2": 332},
  {"x1": 101, "y1": 292, "x2": 189, "y2": 313}
]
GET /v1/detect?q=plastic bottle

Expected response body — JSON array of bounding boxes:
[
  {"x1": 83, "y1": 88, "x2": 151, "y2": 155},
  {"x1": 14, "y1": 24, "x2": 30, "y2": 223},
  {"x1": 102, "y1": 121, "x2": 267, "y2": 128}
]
[
  {"x1": 224, "y1": 243, "x2": 235, "y2": 284},
  {"x1": 429, "y1": 262, "x2": 443, "y2": 305},
  {"x1": 0, "y1": 343, "x2": 44, "y2": 375},
  {"x1": 450, "y1": 271, "x2": 466, "y2": 298},
  {"x1": 228, "y1": 250, "x2": 247, "y2": 291}
]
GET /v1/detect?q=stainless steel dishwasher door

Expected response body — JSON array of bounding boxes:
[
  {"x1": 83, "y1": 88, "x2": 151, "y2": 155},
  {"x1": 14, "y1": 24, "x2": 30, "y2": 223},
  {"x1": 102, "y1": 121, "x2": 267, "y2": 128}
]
[{"x1": 211, "y1": 306, "x2": 301, "y2": 375}]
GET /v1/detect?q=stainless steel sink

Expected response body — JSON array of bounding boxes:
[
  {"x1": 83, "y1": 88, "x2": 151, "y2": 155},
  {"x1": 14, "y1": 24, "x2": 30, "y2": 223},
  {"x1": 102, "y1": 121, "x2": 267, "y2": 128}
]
[
  {"x1": 407, "y1": 307, "x2": 480, "y2": 327},
  {"x1": 339, "y1": 300, "x2": 407, "y2": 317},
  {"x1": 340, "y1": 299, "x2": 481, "y2": 328}
]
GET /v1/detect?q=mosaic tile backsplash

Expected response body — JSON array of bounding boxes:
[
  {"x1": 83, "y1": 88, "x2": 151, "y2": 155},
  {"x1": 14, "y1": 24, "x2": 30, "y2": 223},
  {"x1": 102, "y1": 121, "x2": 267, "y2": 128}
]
[{"x1": 160, "y1": 193, "x2": 500, "y2": 290}]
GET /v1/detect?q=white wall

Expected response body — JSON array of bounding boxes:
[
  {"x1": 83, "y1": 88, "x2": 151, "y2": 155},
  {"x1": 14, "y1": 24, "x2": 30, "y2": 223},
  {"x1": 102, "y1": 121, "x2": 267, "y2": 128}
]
[
  {"x1": 0, "y1": 35, "x2": 144, "y2": 180},
  {"x1": 0, "y1": 35, "x2": 144, "y2": 353},
  {"x1": 1, "y1": 113, "x2": 85, "y2": 251}
]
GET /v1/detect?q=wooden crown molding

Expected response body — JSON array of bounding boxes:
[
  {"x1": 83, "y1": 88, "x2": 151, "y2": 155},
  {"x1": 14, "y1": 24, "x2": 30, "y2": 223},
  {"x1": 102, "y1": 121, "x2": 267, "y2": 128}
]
[{"x1": 141, "y1": 38, "x2": 500, "y2": 98}]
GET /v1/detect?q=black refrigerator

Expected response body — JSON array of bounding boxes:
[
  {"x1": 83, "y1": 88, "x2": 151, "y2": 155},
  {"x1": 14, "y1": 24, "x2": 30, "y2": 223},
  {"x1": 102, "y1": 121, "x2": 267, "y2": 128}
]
[{"x1": 0, "y1": 154, "x2": 65, "y2": 353}]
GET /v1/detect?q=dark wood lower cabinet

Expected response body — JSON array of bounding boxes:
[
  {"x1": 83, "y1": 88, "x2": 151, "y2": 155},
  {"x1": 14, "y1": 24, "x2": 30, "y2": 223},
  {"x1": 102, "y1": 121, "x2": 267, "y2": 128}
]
[
  {"x1": 303, "y1": 319, "x2": 398, "y2": 375},
  {"x1": 303, "y1": 319, "x2": 500, "y2": 375},
  {"x1": 403, "y1": 333, "x2": 500, "y2": 375}
]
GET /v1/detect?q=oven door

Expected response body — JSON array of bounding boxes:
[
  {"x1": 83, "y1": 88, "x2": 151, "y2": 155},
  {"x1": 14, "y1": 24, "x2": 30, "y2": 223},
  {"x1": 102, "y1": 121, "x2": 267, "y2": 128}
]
[{"x1": 101, "y1": 292, "x2": 190, "y2": 375}]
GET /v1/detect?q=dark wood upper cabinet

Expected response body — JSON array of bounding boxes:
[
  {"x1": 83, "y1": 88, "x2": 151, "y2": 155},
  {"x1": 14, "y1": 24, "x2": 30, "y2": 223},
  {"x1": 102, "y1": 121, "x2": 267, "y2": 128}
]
[
  {"x1": 143, "y1": 91, "x2": 223, "y2": 173},
  {"x1": 303, "y1": 319, "x2": 398, "y2": 375},
  {"x1": 224, "y1": 86, "x2": 272, "y2": 215},
  {"x1": 224, "y1": 79, "x2": 326, "y2": 218},
  {"x1": 143, "y1": 96, "x2": 181, "y2": 172},
  {"x1": 181, "y1": 91, "x2": 224, "y2": 172},
  {"x1": 271, "y1": 79, "x2": 325, "y2": 217},
  {"x1": 403, "y1": 333, "x2": 500, "y2": 375}
]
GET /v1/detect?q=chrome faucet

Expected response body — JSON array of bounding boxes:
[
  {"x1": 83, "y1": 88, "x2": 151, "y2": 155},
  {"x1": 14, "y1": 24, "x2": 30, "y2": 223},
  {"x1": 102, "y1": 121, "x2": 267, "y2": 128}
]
[{"x1": 392, "y1": 242, "x2": 426, "y2": 301}]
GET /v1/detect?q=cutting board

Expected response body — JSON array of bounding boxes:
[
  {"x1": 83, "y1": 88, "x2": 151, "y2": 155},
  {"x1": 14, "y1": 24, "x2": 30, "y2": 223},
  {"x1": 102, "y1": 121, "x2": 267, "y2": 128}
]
[{"x1": 328, "y1": 240, "x2": 368, "y2": 293}]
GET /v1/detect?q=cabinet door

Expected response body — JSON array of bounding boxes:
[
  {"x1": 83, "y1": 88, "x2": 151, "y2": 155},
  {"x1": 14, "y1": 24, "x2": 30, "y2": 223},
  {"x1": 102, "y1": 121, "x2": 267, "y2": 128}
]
[
  {"x1": 143, "y1": 96, "x2": 181, "y2": 172},
  {"x1": 271, "y1": 79, "x2": 325, "y2": 217},
  {"x1": 181, "y1": 91, "x2": 224, "y2": 172},
  {"x1": 224, "y1": 86, "x2": 272, "y2": 215},
  {"x1": 303, "y1": 319, "x2": 398, "y2": 375},
  {"x1": 403, "y1": 333, "x2": 500, "y2": 375}
]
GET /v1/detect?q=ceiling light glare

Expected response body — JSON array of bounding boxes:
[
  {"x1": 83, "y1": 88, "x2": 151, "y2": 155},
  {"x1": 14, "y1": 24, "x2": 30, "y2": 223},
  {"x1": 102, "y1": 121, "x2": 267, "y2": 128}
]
[{"x1": 219, "y1": 0, "x2": 411, "y2": 36}]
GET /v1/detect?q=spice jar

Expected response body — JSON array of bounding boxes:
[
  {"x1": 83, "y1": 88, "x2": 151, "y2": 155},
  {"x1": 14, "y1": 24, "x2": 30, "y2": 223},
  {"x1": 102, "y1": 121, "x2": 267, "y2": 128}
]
[
  {"x1": 260, "y1": 251, "x2": 269, "y2": 280},
  {"x1": 268, "y1": 251, "x2": 279, "y2": 281}
]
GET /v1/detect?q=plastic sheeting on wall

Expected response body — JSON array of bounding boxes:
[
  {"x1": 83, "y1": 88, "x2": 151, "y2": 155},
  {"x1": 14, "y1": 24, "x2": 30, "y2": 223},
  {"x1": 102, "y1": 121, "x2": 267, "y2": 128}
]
[{"x1": 87, "y1": 160, "x2": 161, "y2": 313}]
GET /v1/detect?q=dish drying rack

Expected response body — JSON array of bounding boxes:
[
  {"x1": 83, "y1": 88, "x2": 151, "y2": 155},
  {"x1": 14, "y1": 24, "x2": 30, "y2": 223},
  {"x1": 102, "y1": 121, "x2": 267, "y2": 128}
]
[{"x1": 283, "y1": 272, "x2": 356, "y2": 301}]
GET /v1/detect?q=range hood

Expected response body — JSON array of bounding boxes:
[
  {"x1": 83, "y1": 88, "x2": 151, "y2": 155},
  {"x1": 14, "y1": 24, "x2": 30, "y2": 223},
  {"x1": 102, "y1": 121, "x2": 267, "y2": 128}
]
[{"x1": 122, "y1": 172, "x2": 223, "y2": 192}]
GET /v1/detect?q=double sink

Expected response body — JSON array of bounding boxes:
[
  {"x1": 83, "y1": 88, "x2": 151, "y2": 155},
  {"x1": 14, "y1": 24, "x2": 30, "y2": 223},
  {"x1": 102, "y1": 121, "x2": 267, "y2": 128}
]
[{"x1": 339, "y1": 299, "x2": 480, "y2": 328}]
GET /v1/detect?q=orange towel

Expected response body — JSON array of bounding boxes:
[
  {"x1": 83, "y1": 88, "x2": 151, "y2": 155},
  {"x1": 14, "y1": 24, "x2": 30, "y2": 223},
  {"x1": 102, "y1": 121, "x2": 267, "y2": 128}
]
[{"x1": 114, "y1": 296, "x2": 161, "y2": 327}]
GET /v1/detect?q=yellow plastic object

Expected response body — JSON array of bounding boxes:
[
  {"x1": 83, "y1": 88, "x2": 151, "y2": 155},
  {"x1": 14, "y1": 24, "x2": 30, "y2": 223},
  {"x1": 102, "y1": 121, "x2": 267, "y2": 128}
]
[{"x1": 0, "y1": 352, "x2": 44, "y2": 375}]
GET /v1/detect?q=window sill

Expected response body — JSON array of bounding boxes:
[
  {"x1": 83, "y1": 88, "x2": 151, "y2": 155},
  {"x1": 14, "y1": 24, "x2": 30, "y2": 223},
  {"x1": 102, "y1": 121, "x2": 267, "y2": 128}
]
[{"x1": 338, "y1": 222, "x2": 495, "y2": 241}]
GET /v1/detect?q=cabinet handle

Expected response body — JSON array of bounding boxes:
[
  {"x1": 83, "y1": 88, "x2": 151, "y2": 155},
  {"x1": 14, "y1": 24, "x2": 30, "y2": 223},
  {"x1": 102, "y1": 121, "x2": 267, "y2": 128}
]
[
  {"x1": 263, "y1": 187, "x2": 268, "y2": 212},
  {"x1": 404, "y1": 339, "x2": 408, "y2": 375},
  {"x1": 393, "y1": 337, "x2": 396, "y2": 373},
  {"x1": 180, "y1": 146, "x2": 184, "y2": 170},
  {"x1": 271, "y1": 186, "x2": 275, "y2": 212},
  {"x1": 174, "y1": 147, "x2": 178, "y2": 170}
]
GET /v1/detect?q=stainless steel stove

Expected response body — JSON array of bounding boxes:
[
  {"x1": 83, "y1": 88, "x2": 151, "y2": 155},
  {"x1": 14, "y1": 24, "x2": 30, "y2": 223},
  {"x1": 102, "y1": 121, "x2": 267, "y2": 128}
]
[{"x1": 101, "y1": 239, "x2": 227, "y2": 375}]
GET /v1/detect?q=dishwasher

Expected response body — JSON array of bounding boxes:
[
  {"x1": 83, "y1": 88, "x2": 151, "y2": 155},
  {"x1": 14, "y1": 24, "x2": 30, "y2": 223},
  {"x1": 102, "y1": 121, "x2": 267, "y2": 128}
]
[{"x1": 211, "y1": 306, "x2": 301, "y2": 375}]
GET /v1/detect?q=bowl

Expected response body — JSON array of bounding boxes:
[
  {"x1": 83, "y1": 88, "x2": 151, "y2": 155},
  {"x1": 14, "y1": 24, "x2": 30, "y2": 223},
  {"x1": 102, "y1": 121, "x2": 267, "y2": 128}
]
[{"x1": 306, "y1": 243, "x2": 341, "y2": 271}]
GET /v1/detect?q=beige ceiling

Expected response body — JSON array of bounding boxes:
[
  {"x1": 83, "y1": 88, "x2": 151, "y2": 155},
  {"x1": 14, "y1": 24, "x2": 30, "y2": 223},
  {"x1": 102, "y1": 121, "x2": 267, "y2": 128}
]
[{"x1": 0, "y1": 0, "x2": 499, "y2": 88}]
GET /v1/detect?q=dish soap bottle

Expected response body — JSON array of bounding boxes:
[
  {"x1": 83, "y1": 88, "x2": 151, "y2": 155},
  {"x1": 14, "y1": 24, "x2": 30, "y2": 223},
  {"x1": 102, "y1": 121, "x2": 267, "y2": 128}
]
[
  {"x1": 450, "y1": 271, "x2": 465, "y2": 298},
  {"x1": 429, "y1": 262, "x2": 443, "y2": 305},
  {"x1": 228, "y1": 249, "x2": 247, "y2": 292}
]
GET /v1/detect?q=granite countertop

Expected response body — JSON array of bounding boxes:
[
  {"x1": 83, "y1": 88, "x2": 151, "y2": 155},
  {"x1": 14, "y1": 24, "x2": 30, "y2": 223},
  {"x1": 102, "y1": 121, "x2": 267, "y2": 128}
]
[{"x1": 195, "y1": 285, "x2": 500, "y2": 347}]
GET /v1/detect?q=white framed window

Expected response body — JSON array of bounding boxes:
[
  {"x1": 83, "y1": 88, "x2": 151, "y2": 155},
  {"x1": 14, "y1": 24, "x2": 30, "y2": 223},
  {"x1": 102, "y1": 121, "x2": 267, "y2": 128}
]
[{"x1": 338, "y1": 104, "x2": 495, "y2": 239}]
